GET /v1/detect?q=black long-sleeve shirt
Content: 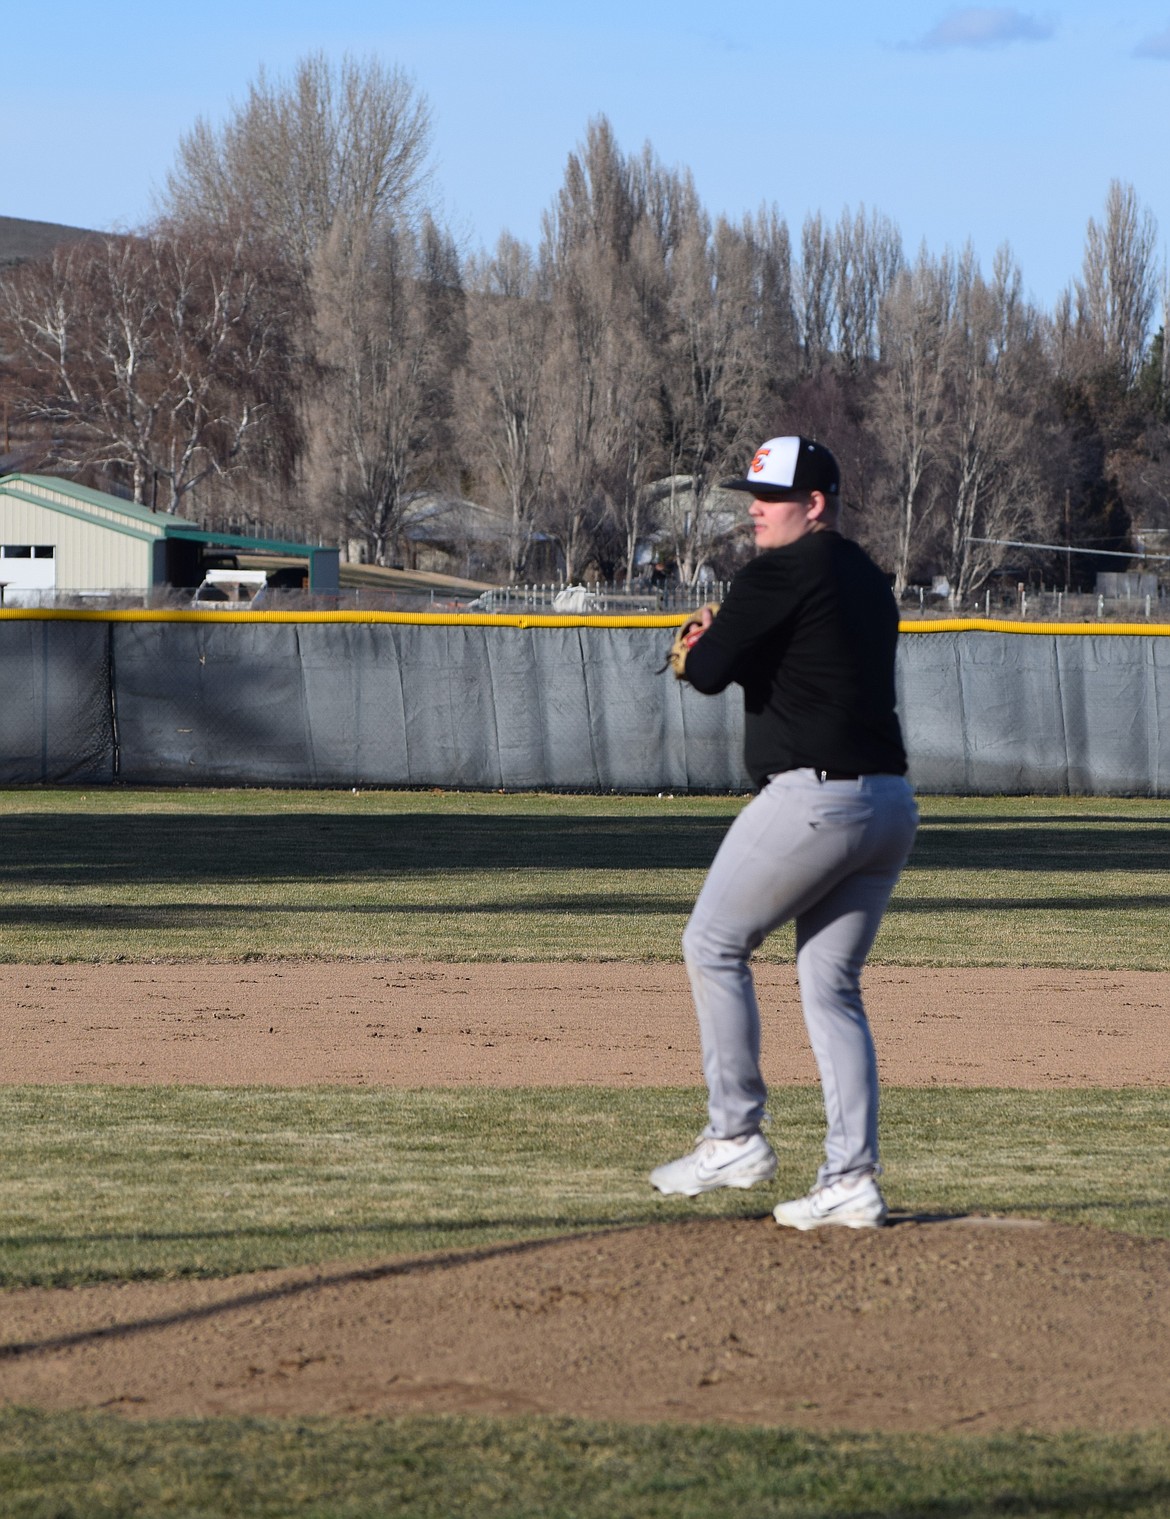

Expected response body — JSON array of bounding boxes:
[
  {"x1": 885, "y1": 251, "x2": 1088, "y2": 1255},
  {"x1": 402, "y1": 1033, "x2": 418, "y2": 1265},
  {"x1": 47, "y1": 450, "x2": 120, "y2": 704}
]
[{"x1": 684, "y1": 530, "x2": 907, "y2": 788}]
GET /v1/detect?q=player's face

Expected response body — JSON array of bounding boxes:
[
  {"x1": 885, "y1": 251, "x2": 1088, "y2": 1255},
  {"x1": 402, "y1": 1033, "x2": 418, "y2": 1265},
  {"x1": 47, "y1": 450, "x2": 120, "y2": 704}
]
[{"x1": 748, "y1": 494, "x2": 818, "y2": 550}]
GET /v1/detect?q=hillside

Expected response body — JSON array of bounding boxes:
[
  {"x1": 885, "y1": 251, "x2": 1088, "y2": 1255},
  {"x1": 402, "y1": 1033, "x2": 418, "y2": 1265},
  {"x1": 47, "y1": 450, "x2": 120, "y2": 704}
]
[{"x1": 0, "y1": 214, "x2": 95, "y2": 267}]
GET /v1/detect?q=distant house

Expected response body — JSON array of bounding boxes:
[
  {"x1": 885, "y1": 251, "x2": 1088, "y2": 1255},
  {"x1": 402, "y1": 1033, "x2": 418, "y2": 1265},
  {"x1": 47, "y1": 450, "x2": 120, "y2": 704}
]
[
  {"x1": 339, "y1": 491, "x2": 559, "y2": 581},
  {"x1": 398, "y1": 492, "x2": 511, "y2": 570},
  {"x1": 0, "y1": 474, "x2": 339, "y2": 602}
]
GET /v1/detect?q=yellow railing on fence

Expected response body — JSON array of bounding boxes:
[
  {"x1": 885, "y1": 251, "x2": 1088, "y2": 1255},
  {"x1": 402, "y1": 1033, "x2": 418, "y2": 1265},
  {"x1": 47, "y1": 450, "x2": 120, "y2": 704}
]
[
  {"x1": 895, "y1": 617, "x2": 1170, "y2": 635},
  {"x1": 3, "y1": 608, "x2": 678, "y2": 627},
  {"x1": 2, "y1": 608, "x2": 1170, "y2": 635}
]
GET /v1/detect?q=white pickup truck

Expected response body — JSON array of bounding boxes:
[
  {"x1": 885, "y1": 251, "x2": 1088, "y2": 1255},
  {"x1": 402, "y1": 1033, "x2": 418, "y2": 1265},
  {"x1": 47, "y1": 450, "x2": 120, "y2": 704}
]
[{"x1": 191, "y1": 569, "x2": 269, "y2": 608}]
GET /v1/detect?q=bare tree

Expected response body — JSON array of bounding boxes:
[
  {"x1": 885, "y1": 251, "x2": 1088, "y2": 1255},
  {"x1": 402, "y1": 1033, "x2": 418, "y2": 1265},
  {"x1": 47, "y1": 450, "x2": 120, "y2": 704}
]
[
  {"x1": 785, "y1": 364, "x2": 881, "y2": 526},
  {"x1": 833, "y1": 206, "x2": 903, "y2": 371},
  {"x1": 161, "y1": 52, "x2": 437, "y2": 538},
  {"x1": 1073, "y1": 180, "x2": 1159, "y2": 388},
  {"x1": 535, "y1": 117, "x2": 687, "y2": 583},
  {"x1": 601, "y1": 209, "x2": 676, "y2": 589},
  {"x1": 543, "y1": 115, "x2": 643, "y2": 268},
  {"x1": 797, "y1": 212, "x2": 836, "y2": 370},
  {"x1": 538, "y1": 120, "x2": 633, "y2": 579},
  {"x1": 940, "y1": 246, "x2": 1044, "y2": 601},
  {"x1": 540, "y1": 259, "x2": 606, "y2": 581},
  {"x1": 871, "y1": 250, "x2": 954, "y2": 597},
  {"x1": 0, "y1": 228, "x2": 300, "y2": 510},
  {"x1": 660, "y1": 212, "x2": 768, "y2": 583},
  {"x1": 308, "y1": 216, "x2": 461, "y2": 565},
  {"x1": 458, "y1": 235, "x2": 554, "y2": 577},
  {"x1": 738, "y1": 204, "x2": 800, "y2": 398},
  {"x1": 163, "y1": 53, "x2": 431, "y2": 273},
  {"x1": 1162, "y1": 268, "x2": 1170, "y2": 400}
]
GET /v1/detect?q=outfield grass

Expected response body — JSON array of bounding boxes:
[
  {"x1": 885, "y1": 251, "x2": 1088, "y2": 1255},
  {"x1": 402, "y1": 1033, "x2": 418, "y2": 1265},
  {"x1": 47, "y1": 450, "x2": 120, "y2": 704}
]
[
  {"x1": 3, "y1": 1409, "x2": 1170, "y2": 1519},
  {"x1": 0, "y1": 1084, "x2": 1166, "y2": 1287},
  {"x1": 1, "y1": 789, "x2": 1168, "y2": 966}
]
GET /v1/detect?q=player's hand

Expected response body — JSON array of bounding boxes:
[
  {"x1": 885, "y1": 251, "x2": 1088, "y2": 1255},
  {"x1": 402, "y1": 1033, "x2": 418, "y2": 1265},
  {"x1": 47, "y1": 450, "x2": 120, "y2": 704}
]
[
  {"x1": 683, "y1": 605, "x2": 715, "y2": 648},
  {"x1": 663, "y1": 603, "x2": 719, "y2": 678}
]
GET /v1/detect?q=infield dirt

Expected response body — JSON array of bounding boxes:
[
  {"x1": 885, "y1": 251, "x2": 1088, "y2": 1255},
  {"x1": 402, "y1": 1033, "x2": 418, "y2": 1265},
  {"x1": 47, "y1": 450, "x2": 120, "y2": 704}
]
[
  {"x1": 1, "y1": 960, "x2": 1167, "y2": 1432},
  {"x1": 2, "y1": 961, "x2": 1166, "y2": 1088}
]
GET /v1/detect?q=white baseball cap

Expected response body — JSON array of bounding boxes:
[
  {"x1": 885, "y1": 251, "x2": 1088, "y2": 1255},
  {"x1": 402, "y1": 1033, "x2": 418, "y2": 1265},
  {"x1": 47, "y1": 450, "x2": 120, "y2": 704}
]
[{"x1": 722, "y1": 436, "x2": 840, "y2": 499}]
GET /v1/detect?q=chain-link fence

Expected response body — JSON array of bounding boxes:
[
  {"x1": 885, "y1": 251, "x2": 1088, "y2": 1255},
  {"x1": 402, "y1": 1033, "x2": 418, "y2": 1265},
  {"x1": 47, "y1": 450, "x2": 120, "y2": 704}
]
[
  {"x1": 0, "y1": 581, "x2": 730, "y2": 616},
  {"x1": 8, "y1": 578, "x2": 1167, "y2": 621},
  {"x1": 902, "y1": 586, "x2": 1168, "y2": 622}
]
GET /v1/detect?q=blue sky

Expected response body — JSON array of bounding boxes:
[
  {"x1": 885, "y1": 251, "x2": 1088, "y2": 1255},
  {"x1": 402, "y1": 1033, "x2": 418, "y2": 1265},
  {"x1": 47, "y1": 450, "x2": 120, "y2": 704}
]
[{"x1": 4, "y1": 2, "x2": 1168, "y2": 311}]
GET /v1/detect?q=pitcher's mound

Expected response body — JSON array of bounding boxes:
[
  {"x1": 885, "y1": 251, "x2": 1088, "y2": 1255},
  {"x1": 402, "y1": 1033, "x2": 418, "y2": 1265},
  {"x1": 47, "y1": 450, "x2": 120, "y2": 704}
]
[{"x1": 2, "y1": 1217, "x2": 1166, "y2": 1432}]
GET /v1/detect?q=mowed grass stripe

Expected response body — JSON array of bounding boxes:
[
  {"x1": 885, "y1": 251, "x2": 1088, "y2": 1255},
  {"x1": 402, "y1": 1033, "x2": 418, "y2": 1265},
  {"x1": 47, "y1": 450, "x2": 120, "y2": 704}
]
[
  {"x1": 0, "y1": 1085, "x2": 1167, "y2": 1287},
  {"x1": 3, "y1": 1410, "x2": 1170, "y2": 1519},
  {"x1": 1, "y1": 790, "x2": 1168, "y2": 966}
]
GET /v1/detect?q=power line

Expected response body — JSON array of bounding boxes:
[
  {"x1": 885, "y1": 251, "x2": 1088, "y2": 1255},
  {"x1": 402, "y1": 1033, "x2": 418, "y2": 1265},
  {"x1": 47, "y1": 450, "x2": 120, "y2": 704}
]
[{"x1": 965, "y1": 536, "x2": 1170, "y2": 563}]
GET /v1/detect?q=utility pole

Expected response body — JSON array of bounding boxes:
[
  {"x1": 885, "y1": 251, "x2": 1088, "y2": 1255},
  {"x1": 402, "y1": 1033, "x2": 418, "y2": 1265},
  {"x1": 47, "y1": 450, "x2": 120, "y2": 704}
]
[{"x1": 1064, "y1": 489, "x2": 1071, "y2": 592}]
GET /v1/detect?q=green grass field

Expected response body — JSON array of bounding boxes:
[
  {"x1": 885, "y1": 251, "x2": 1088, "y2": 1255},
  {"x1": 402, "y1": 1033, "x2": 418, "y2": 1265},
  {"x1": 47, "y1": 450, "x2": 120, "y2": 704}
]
[
  {"x1": 4, "y1": 1410, "x2": 1170, "y2": 1519},
  {"x1": 0, "y1": 789, "x2": 1168, "y2": 1517},
  {"x1": 2, "y1": 788, "x2": 1168, "y2": 966},
  {"x1": 0, "y1": 1085, "x2": 1166, "y2": 1288}
]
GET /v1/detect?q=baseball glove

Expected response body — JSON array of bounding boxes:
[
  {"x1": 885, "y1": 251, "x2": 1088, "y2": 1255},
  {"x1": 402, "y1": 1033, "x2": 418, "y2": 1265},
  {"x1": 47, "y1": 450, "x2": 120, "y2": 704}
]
[{"x1": 660, "y1": 603, "x2": 719, "y2": 678}]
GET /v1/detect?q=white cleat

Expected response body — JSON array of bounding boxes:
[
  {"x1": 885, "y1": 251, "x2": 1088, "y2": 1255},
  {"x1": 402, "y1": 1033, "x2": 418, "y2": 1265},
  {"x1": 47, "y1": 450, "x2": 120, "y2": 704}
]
[
  {"x1": 773, "y1": 1172, "x2": 888, "y2": 1231},
  {"x1": 649, "y1": 1132, "x2": 778, "y2": 1197}
]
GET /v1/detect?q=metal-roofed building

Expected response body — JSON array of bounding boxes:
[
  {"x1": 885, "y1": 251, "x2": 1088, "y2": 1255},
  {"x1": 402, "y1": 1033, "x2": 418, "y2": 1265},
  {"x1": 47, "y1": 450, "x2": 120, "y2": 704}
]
[{"x1": 0, "y1": 474, "x2": 338, "y2": 601}]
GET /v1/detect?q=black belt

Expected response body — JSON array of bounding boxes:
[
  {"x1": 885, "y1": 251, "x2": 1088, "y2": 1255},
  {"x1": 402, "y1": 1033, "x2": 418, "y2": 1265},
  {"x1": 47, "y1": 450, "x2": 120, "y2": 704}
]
[{"x1": 767, "y1": 767, "x2": 865, "y2": 784}]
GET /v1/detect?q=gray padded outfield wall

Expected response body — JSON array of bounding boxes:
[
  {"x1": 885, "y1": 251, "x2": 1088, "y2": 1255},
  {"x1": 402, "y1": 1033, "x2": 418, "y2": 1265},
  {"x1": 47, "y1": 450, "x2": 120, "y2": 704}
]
[
  {"x1": 0, "y1": 618, "x2": 114, "y2": 784},
  {"x1": 109, "y1": 619, "x2": 748, "y2": 791},
  {"x1": 0, "y1": 613, "x2": 1167, "y2": 794},
  {"x1": 899, "y1": 627, "x2": 1169, "y2": 796}
]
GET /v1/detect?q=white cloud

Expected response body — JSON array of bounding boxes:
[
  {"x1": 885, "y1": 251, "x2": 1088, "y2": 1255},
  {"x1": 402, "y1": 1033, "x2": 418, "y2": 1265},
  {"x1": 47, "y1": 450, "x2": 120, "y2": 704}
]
[
  {"x1": 916, "y1": 8, "x2": 1054, "y2": 50},
  {"x1": 1134, "y1": 24, "x2": 1170, "y2": 58}
]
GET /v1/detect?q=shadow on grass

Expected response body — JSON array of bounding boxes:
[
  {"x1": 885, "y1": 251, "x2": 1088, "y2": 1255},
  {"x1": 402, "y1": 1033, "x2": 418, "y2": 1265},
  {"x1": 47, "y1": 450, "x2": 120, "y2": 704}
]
[
  {"x1": 867, "y1": 1481, "x2": 1170, "y2": 1518},
  {"x1": 1, "y1": 814, "x2": 725, "y2": 884},
  {"x1": 2, "y1": 812, "x2": 1169, "y2": 889},
  {"x1": 887, "y1": 893, "x2": 1170, "y2": 913},
  {"x1": 0, "y1": 897, "x2": 692, "y2": 927},
  {"x1": 2, "y1": 891, "x2": 1167, "y2": 936},
  {"x1": 1002, "y1": 1198, "x2": 1170, "y2": 1216},
  {"x1": 920, "y1": 813, "x2": 1167, "y2": 826},
  {"x1": 0, "y1": 1212, "x2": 660, "y2": 1252}
]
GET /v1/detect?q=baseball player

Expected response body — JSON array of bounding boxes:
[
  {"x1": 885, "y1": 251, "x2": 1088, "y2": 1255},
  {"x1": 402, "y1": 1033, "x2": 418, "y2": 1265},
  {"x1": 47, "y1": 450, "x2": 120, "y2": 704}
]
[{"x1": 649, "y1": 435, "x2": 918, "y2": 1229}]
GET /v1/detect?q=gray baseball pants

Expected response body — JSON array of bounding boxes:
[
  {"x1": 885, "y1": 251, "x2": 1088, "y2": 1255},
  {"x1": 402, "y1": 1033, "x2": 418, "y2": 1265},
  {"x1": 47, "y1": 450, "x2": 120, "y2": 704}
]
[{"x1": 681, "y1": 769, "x2": 918, "y2": 1186}]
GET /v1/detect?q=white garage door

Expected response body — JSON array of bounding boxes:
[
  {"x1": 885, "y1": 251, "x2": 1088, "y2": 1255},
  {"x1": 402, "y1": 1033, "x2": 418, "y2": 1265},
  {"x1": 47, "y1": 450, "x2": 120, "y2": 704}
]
[{"x1": 0, "y1": 545, "x2": 57, "y2": 599}]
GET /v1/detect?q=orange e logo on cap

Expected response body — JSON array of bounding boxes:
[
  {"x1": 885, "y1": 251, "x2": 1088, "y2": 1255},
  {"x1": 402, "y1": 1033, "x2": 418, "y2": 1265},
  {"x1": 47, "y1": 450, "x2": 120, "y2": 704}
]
[{"x1": 749, "y1": 447, "x2": 770, "y2": 474}]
